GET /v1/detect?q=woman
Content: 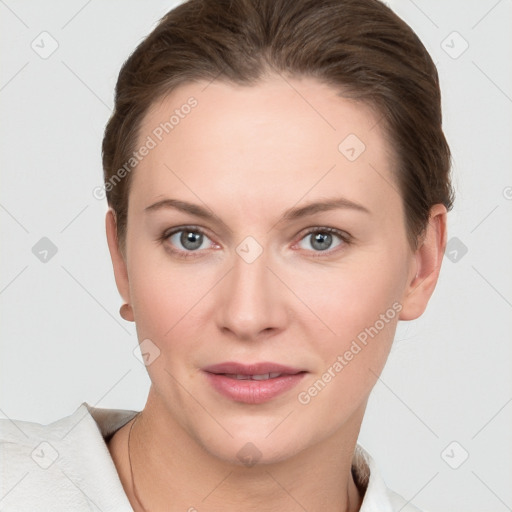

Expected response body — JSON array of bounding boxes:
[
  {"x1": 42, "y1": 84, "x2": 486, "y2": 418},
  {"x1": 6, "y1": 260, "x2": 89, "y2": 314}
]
[{"x1": 1, "y1": 0, "x2": 453, "y2": 510}]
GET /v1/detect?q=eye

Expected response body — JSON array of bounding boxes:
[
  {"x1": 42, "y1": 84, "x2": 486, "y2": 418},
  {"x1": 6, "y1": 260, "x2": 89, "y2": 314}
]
[
  {"x1": 162, "y1": 226, "x2": 215, "y2": 257},
  {"x1": 296, "y1": 227, "x2": 349, "y2": 254},
  {"x1": 160, "y1": 225, "x2": 350, "y2": 259}
]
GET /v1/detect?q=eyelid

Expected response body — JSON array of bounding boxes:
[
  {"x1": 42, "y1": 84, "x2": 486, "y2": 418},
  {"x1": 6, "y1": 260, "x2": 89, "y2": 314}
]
[
  {"x1": 162, "y1": 224, "x2": 212, "y2": 240},
  {"x1": 297, "y1": 226, "x2": 351, "y2": 241}
]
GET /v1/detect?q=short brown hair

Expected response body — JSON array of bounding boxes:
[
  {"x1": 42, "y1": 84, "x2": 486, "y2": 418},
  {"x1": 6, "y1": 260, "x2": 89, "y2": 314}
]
[{"x1": 102, "y1": 0, "x2": 454, "y2": 252}]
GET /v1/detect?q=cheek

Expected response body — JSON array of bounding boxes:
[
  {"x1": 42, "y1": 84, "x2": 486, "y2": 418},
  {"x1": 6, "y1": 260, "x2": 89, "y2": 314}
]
[
  {"x1": 295, "y1": 302, "x2": 400, "y2": 428},
  {"x1": 127, "y1": 247, "x2": 217, "y2": 356},
  {"x1": 291, "y1": 253, "x2": 405, "y2": 344},
  {"x1": 293, "y1": 255, "x2": 405, "y2": 422}
]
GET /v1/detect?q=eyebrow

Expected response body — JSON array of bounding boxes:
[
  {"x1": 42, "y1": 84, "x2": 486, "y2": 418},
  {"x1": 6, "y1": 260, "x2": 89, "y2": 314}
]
[
  {"x1": 144, "y1": 196, "x2": 370, "y2": 228},
  {"x1": 145, "y1": 198, "x2": 232, "y2": 232},
  {"x1": 281, "y1": 197, "x2": 370, "y2": 221}
]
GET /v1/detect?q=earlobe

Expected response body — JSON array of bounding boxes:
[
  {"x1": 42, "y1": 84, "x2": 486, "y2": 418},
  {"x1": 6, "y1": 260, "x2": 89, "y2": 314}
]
[
  {"x1": 105, "y1": 209, "x2": 133, "y2": 321},
  {"x1": 119, "y1": 303, "x2": 134, "y2": 322},
  {"x1": 399, "y1": 204, "x2": 448, "y2": 321}
]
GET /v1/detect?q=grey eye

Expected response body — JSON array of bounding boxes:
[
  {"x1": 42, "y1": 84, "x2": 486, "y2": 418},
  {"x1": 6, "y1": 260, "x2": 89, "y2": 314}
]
[
  {"x1": 315, "y1": 232, "x2": 332, "y2": 250},
  {"x1": 169, "y1": 230, "x2": 209, "y2": 251},
  {"x1": 298, "y1": 231, "x2": 343, "y2": 252}
]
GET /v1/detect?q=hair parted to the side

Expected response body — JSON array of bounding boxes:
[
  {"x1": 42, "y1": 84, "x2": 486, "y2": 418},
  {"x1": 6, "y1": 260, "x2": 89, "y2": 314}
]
[{"x1": 102, "y1": 0, "x2": 454, "y2": 253}]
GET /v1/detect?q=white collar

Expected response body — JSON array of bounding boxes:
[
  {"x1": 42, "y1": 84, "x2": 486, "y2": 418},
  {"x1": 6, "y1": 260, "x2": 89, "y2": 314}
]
[{"x1": 1, "y1": 402, "x2": 418, "y2": 511}]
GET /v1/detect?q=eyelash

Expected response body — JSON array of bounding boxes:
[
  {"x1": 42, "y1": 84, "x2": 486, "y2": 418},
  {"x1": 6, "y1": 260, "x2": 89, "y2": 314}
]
[{"x1": 159, "y1": 225, "x2": 351, "y2": 260}]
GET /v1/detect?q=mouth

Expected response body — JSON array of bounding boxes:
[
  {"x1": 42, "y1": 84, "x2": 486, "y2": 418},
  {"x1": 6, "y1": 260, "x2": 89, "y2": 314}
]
[
  {"x1": 221, "y1": 372, "x2": 289, "y2": 380},
  {"x1": 202, "y1": 362, "x2": 307, "y2": 404}
]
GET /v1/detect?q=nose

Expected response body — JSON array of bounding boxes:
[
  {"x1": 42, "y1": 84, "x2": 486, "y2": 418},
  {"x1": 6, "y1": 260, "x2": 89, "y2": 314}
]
[{"x1": 216, "y1": 243, "x2": 288, "y2": 342}]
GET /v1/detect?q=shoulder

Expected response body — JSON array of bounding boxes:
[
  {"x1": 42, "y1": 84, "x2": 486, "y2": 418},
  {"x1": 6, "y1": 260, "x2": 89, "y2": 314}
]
[
  {"x1": 0, "y1": 402, "x2": 137, "y2": 511},
  {"x1": 353, "y1": 444, "x2": 426, "y2": 512},
  {"x1": 0, "y1": 404, "x2": 87, "y2": 476}
]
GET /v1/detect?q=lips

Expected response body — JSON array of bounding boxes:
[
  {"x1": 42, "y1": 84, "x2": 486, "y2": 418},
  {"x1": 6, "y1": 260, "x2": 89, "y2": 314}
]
[
  {"x1": 203, "y1": 362, "x2": 304, "y2": 377},
  {"x1": 202, "y1": 362, "x2": 306, "y2": 404}
]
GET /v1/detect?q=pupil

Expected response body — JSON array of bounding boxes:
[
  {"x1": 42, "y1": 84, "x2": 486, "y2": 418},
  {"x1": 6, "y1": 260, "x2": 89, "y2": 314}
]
[
  {"x1": 181, "y1": 231, "x2": 202, "y2": 250},
  {"x1": 312, "y1": 232, "x2": 331, "y2": 251}
]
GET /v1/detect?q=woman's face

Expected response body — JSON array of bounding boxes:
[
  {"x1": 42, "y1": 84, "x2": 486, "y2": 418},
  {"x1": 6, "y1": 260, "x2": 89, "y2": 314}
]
[{"x1": 109, "y1": 75, "x2": 438, "y2": 464}]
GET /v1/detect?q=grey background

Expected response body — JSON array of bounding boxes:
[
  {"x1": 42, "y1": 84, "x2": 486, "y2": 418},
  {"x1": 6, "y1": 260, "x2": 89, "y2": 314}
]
[{"x1": 1, "y1": 1, "x2": 511, "y2": 510}]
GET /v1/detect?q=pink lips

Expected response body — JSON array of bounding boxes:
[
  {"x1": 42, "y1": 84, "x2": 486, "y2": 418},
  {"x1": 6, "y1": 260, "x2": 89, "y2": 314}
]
[{"x1": 202, "y1": 362, "x2": 306, "y2": 404}]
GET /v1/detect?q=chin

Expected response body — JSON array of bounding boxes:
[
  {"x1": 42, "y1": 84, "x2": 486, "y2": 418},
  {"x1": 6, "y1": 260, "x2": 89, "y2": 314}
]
[
  {"x1": 209, "y1": 436, "x2": 304, "y2": 468},
  {"x1": 189, "y1": 414, "x2": 313, "y2": 468}
]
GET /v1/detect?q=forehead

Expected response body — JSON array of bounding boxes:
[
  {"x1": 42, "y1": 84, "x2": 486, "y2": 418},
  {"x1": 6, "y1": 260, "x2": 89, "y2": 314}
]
[{"x1": 131, "y1": 76, "x2": 399, "y2": 217}]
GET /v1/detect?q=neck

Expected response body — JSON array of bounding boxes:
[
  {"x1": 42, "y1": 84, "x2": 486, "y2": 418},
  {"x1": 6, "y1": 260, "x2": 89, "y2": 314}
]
[{"x1": 127, "y1": 388, "x2": 365, "y2": 512}]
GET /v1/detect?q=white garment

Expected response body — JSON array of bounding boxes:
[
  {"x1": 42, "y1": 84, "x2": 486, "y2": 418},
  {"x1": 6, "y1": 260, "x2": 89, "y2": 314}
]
[{"x1": 0, "y1": 402, "x2": 423, "y2": 511}]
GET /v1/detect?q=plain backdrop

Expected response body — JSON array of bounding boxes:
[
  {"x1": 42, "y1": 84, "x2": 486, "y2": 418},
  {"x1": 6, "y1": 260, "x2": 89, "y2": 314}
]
[{"x1": 1, "y1": 1, "x2": 511, "y2": 511}]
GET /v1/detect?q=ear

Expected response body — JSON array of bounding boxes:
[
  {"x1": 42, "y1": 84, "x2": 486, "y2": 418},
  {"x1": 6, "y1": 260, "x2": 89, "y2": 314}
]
[
  {"x1": 105, "y1": 209, "x2": 134, "y2": 321},
  {"x1": 399, "y1": 204, "x2": 448, "y2": 321}
]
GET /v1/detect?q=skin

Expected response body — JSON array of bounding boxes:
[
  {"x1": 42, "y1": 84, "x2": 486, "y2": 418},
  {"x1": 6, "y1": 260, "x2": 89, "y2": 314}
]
[{"x1": 105, "y1": 75, "x2": 447, "y2": 512}]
